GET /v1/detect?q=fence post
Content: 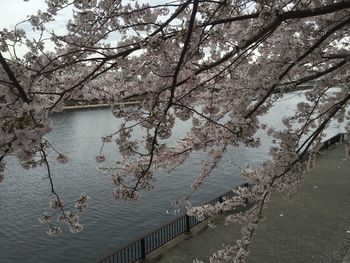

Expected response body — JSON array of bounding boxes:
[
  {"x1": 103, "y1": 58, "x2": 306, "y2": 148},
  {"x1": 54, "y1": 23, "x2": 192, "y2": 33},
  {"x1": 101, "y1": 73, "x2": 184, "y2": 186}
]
[
  {"x1": 141, "y1": 238, "x2": 146, "y2": 261},
  {"x1": 185, "y1": 215, "x2": 190, "y2": 233},
  {"x1": 219, "y1": 196, "x2": 223, "y2": 213}
]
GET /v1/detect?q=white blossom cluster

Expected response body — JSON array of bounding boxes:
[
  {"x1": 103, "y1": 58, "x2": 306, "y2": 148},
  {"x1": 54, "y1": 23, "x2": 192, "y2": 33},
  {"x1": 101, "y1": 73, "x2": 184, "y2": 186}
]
[{"x1": 39, "y1": 193, "x2": 90, "y2": 237}]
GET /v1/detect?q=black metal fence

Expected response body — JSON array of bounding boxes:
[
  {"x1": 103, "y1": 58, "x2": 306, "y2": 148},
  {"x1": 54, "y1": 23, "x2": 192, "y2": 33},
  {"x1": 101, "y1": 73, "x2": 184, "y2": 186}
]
[
  {"x1": 319, "y1": 133, "x2": 346, "y2": 151},
  {"x1": 96, "y1": 133, "x2": 346, "y2": 263},
  {"x1": 96, "y1": 187, "x2": 236, "y2": 263}
]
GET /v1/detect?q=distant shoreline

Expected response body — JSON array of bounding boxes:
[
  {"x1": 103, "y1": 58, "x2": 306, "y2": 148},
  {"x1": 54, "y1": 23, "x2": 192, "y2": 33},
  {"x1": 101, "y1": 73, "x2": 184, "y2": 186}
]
[
  {"x1": 63, "y1": 101, "x2": 141, "y2": 110},
  {"x1": 62, "y1": 87, "x2": 316, "y2": 110}
]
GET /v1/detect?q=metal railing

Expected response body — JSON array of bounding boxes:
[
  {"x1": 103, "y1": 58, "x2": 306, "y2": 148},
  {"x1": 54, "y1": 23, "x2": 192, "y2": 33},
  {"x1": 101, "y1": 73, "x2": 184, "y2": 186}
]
[
  {"x1": 96, "y1": 187, "x2": 237, "y2": 263},
  {"x1": 319, "y1": 133, "x2": 346, "y2": 151},
  {"x1": 96, "y1": 133, "x2": 346, "y2": 263}
]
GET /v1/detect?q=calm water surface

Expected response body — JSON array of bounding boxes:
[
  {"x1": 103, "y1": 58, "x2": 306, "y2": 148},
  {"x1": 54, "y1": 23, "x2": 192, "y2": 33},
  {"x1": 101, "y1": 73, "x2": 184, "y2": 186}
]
[{"x1": 0, "y1": 92, "x2": 344, "y2": 262}]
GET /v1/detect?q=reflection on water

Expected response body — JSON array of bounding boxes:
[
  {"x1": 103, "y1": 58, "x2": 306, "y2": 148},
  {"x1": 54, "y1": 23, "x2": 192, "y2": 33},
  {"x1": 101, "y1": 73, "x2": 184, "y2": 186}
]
[{"x1": 0, "y1": 92, "x2": 344, "y2": 262}]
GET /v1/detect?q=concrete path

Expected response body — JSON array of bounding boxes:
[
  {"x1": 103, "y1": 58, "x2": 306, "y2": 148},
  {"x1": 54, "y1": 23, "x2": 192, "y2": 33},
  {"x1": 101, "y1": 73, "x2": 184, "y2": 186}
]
[
  {"x1": 343, "y1": 249, "x2": 350, "y2": 263},
  {"x1": 148, "y1": 144, "x2": 350, "y2": 263}
]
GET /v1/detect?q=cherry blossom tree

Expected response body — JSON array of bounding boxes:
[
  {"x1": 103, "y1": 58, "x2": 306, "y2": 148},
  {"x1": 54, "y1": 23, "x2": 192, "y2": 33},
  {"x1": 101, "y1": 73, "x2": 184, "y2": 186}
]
[{"x1": 1, "y1": 0, "x2": 349, "y2": 261}]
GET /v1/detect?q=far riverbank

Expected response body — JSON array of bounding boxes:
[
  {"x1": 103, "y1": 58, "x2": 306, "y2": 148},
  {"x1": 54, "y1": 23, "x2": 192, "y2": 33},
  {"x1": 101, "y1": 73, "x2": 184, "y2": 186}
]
[{"x1": 63, "y1": 100, "x2": 141, "y2": 110}]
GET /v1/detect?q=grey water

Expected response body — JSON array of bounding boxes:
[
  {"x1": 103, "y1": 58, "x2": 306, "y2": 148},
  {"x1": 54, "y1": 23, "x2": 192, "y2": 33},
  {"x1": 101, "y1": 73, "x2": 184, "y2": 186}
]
[{"x1": 0, "y1": 91, "x2": 345, "y2": 263}]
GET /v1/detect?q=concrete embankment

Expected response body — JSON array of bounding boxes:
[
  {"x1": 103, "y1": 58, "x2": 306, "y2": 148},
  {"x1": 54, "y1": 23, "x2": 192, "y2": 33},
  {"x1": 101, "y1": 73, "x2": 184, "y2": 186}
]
[
  {"x1": 147, "y1": 144, "x2": 350, "y2": 263},
  {"x1": 63, "y1": 101, "x2": 140, "y2": 110}
]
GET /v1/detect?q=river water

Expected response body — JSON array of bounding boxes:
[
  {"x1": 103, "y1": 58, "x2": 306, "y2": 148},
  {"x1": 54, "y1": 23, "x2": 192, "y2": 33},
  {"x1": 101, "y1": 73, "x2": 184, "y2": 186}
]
[{"x1": 0, "y1": 91, "x2": 345, "y2": 263}]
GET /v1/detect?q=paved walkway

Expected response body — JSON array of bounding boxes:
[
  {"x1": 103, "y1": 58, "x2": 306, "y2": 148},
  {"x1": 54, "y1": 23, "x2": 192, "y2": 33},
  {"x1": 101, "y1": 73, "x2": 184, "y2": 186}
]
[{"x1": 148, "y1": 144, "x2": 350, "y2": 263}]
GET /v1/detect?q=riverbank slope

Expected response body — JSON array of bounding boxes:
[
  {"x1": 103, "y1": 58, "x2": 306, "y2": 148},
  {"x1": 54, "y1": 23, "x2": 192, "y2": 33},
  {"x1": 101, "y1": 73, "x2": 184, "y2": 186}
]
[{"x1": 148, "y1": 143, "x2": 350, "y2": 263}]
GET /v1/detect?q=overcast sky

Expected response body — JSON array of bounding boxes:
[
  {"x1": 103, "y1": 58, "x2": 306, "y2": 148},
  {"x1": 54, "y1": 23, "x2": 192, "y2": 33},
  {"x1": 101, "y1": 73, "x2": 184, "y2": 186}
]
[
  {"x1": 1, "y1": 0, "x2": 72, "y2": 56},
  {"x1": 0, "y1": 0, "x2": 53, "y2": 28},
  {"x1": 0, "y1": 0, "x2": 75, "y2": 37},
  {"x1": 0, "y1": 0, "x2": 169, "y2": 56},
  {"x1": 0, "y1": 0, "x2": 167, "y2": 29}
]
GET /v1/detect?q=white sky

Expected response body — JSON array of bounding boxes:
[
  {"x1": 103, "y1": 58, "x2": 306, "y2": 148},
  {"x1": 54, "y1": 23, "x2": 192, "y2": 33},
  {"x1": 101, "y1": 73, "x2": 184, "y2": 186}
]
[
  {"x1": 0, "y1": 0, "x2": 74, "y2": 36},
  {"x1": 0, "y1": 0, "x2": 53, "y2": 28},
  {"x1": 0, "y1": 0, "x2": 167, "y2": 30},
  {"x1": 1, "y1": 0, "x2": 72, "y2": 57},
  {"x1": 0, "y1": 0, "x2": 169, "y2": 57}
]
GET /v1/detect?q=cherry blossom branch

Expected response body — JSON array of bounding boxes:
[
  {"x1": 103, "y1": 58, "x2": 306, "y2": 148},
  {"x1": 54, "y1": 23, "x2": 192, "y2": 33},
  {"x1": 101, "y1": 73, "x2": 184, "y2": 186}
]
[
  {"x1": 245, "y1": 16, "x2": 350, "y2": 118},
  {"x1": 278, "y1": 59, "x2": 348, "y2": 88},
  {"x1": 296, "y1": 95, "x2": 350, "y2": 154},
  {"x1": 205, "y1": 1, "x2": 350, "y2": 27},
  {"x1": 129, "y1": 0, "x2": 200, "y2": 193},
  {"x1": 0, "y1": 53, "x2": 30, "y2": 103},
  {"x1": 196, "y1": 93, "x2": 349, "y2": 260},
  {"x1": 173, "y1": 101, "x2": 237, "y2": 134},
  {"x1": 39, "y1": 142, "x2": 87, "y2": 235}
]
